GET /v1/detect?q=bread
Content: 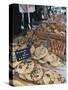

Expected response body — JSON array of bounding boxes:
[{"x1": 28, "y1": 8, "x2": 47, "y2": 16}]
[
  {"x1": 43, "y1": 70, "x2": 65, "y2": 84},
  {"x1": 34, "y1": 46, "x2": 49, "y2": 59},
  {"x1": 25, "y1": 64, "x2": 43, "y2": 82},
  {"x1": 16, "y1": 60, "x2": 35, "y2": 74},
  {"x1": 9, "y1": 61, "x2": 22, "y2": 69}
]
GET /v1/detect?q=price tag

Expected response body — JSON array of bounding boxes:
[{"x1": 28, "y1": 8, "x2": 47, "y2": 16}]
[{"x1": 15, "y1": 48, "x2": 31, "y2": 61}]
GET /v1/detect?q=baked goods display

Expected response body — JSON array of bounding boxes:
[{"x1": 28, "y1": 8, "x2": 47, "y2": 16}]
[
  {"x1": 9, "y1": 4, "x2": 67, "y2": 86},
  {"x1": 9, "y1": 22, "x2": 66, "y2": 86},
  {"x1": 34, "y1": 22, "x2": 66, "y2": 59},
  {"x1": 35, "y1": 22, "x2": 66, "y2": 42},
  {"x1": 35, "y1": 22, "x2": 66, "y2": 35},
  {"x1": 32, "y1": 45, "x2": 65, "y2": 67},
  {"x1": 9, "y1": 61, "x2": 65, "y2": 85},
  {"x1": 10, "y1": 59, "x2": 65, "y2": 85}
]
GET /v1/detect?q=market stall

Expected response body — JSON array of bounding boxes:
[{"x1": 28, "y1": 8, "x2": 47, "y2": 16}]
[{"x1": 9, "y1": 5, "x2": 66, "y2": 86}]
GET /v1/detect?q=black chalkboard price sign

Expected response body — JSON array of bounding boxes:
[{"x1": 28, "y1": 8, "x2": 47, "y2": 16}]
[{"x1": 15, "y1": 48, "x2": 31, "y2": 61}]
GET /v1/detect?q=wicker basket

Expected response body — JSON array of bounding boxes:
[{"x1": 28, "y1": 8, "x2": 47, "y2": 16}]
[{"x1": 34, "y1": 22, "x2": 66, "y2": 60}]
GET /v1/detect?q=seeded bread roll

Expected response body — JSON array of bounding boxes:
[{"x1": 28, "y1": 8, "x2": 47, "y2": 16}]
[
  {"x1": 33, "y1": 46, "x2": 49, "y2": 60},
  {"x1": 16, "y1": 60, "x2": 35, "y2": 74},
  {"x1": 16, "y1": 61, "x2": 27, "y2": 74},
  {"x1": 43, "y1": 70, "x2": 65, "y2": 84},
  {"x1": 25, "y1": 64, "x2": 43, "y2": 82}
]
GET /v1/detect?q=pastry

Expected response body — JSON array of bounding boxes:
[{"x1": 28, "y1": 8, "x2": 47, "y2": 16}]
[
  {"x1": 51, "y1": 61, "x2": 61, "y2": 67},
  {"x1": 44, "y1": 53, "x2": 63, "y2": 67},
  {"x1": 38, "y1": 54, "x2": 49, "y2": 64},
  {"x1": 9, "y1": 61, "x2": 22, "y2": 68},
  {"x1": 16, "y1": 60, "x2": 34, "y2": 74},
  {"x1": 36, "y1": 78, "x2": 44, "y2": 85},
  {"x1": 53, "y1": 71, "x2": 61, "y2": 79},
  {"x1": 25, "y1": 64, "x2": 43, "y2": 81},
  {"x1": 43, "y1": 70, "x2": 65, "y2": 84},
  {"x1": 61, "y1": 77, "x2": 65, "y2": 83},
  {"x1": 45, "y1": 53, "x2": 57, "y2": 64},
  {"x1": 24, "y1": 60, "x2": 35, "y2": 74},
  {"x1": 45, "y1": 70, "x2": 54, "y2": 79},
  {"x1": 34, "y1": 45, "x2": 48, "y2": 59},
  {"x1": 43, "y1": 75, "x2": 50, "y2": 84},
  {"x1": 19, "y1": 74, "x2": 26, "y2": 80},
  {"x1": 38, "y1": 59, "x2": 47, "y2": 64},
  {"x1": 54, "y1": 79, "x2": 61, "y2": 84},
  {"x1": 16, "y1": 61, "x2": 27, "y2": 74}
]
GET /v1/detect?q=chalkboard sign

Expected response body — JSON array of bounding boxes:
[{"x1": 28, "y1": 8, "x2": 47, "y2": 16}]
[{"x1": 15, "y1": 48, "x2": 31, "y2": 61}]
